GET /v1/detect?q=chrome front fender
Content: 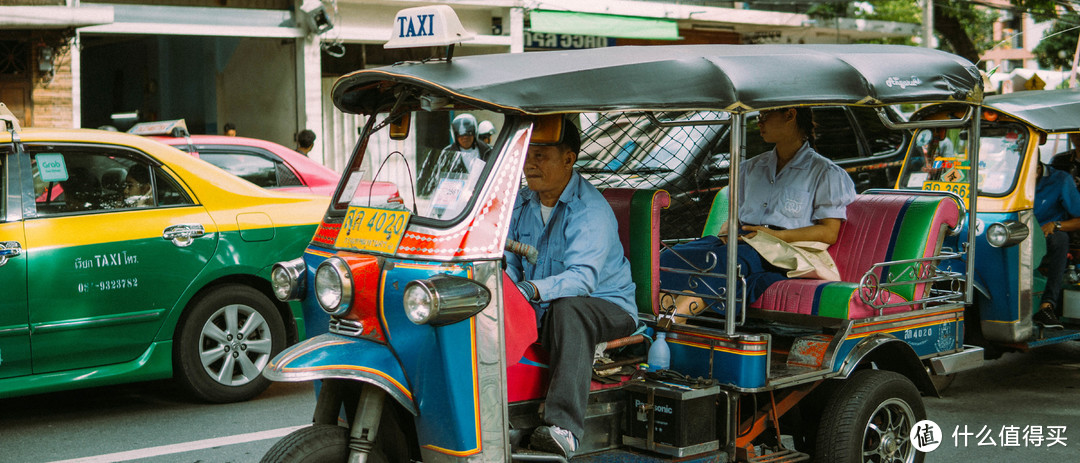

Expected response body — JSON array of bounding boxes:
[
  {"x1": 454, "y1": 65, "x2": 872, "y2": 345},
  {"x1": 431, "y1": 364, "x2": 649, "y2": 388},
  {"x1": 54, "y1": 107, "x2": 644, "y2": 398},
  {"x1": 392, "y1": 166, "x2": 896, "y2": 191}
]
[{"x1": 264, "y1": 333, "x2": 418, "y2": 415}]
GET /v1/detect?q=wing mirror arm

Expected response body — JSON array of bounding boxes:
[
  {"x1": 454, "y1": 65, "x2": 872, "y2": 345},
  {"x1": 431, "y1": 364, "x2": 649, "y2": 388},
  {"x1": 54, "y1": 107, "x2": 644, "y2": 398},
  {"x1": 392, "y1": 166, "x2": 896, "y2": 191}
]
[{"x1": 875, "y1": 106, "x2": 973, "y2": 130}]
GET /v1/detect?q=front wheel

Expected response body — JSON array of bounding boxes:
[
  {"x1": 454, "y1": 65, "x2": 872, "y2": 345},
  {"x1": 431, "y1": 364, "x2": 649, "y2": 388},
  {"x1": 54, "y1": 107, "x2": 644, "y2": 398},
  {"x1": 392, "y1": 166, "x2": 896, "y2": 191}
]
[
  {"x1": 815, "y1": 369, "x2": 926, "y2": 463},
  {"x1": 175, "y1": 284, "x2": 286, "y2": 403},
  {"x1": 260, "y1": 425, "x2": 352, "y2": 463},
  {"x1": 262, "y1": 414, "x2": 407, "y2": 463}
]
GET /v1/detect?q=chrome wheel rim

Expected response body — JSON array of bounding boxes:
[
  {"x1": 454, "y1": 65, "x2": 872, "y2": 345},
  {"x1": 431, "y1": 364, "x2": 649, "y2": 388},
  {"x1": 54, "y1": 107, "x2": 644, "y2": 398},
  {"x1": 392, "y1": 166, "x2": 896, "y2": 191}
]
[
  {"x1": 198, "y1": 304, "x2": 272, "y2": 387},
  {"x1": 862, "y1": 398, "x2": 917, "y2": 463}
]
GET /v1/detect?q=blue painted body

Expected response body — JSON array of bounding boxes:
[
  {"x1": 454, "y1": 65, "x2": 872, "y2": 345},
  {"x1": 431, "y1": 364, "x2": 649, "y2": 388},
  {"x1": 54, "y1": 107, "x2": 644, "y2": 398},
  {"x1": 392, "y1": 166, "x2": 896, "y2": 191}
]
[{"x1": 281, "y1": 248, "x2": 486, "y2": 457}]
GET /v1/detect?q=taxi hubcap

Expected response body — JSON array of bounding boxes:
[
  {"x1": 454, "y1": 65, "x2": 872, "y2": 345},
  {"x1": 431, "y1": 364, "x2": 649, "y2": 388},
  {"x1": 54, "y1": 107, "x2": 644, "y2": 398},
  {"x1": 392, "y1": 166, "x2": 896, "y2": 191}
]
[{"x1": 199, "y1": 304, "x2": 272, "y2": 387}]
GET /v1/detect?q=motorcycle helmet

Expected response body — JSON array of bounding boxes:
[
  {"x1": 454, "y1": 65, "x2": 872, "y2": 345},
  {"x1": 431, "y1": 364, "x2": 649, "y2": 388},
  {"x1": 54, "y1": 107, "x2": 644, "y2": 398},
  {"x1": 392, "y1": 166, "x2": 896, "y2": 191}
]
[
  {"x1": 478, "y1": 120, "x2": 496, "y2": 138},
  {"x1": 451, "y1": 114, "x2": 478, "y2": 139}
]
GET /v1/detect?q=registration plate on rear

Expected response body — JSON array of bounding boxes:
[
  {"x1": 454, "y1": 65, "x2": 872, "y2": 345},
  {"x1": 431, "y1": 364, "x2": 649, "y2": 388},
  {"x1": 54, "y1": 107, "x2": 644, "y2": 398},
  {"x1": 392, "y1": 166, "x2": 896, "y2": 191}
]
[{"x1": 335, "y1": 207, "x2": 411, "y2": 254}]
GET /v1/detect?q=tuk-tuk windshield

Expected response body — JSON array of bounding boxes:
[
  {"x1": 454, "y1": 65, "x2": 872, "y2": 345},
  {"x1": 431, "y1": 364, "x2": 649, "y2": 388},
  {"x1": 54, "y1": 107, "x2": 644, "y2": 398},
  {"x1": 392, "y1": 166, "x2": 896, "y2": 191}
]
[
  {"x1": 897, "y1": 122, "x2": 1028, "y2": 197},
  {"x1": 333, "y1": 110, "x2": 504, "y2": 222}
]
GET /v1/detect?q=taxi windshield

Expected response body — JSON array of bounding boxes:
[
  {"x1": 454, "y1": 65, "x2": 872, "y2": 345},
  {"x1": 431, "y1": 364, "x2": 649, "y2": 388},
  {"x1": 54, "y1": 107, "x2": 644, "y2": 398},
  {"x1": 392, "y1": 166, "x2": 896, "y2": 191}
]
[
  {"x1": 332, "y1": 110, "x2": 504, "y2": 223},
  {"x1": 897, "y1": 123, "x2": 1028, "y2": 197}
]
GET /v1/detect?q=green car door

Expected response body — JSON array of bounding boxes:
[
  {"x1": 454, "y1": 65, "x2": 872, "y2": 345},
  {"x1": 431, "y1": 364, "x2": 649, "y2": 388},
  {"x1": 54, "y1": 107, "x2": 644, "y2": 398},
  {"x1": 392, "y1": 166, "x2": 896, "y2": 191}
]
[
  {"x1": 21, "y1": 145, "x2": 217, "y2": 374},
  {"x1": 0, "y1": 152, "x2": 30, "y2": 379}
]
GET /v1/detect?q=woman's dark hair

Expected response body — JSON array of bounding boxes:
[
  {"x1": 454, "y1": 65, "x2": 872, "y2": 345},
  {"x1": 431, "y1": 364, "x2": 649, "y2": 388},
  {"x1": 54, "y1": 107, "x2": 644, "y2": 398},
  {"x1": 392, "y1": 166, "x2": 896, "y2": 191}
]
[{"x1": 793, "y1": 107, "x2": 817, "y2": 149}]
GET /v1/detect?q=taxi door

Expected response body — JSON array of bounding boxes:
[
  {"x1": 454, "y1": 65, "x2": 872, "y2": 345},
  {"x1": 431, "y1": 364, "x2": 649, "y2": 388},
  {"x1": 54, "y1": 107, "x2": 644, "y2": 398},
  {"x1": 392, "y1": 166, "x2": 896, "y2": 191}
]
[
  {"x1": 20, "y1": 145, "x2": 218, "y2": 374},
  {"x1": 0, "y1": 150, "x2": 30, "y2": 378}
]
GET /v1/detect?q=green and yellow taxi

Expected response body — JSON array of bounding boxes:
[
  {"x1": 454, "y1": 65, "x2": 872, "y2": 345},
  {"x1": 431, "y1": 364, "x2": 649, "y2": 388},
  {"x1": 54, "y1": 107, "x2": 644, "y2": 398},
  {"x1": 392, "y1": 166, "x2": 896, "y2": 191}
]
[{"x1": 0, "y1": 115, "x2": 328, "y2": 402}]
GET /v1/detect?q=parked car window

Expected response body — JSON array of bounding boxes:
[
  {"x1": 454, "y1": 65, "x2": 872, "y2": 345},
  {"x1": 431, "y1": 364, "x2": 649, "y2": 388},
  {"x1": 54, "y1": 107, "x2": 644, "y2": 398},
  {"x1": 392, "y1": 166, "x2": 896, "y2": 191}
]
[
  {"x1": 811, "y1": 107, "x2": 860, "y2": 161},
  {"x1": 850, "y1": 106, "x2": 906, "y2": 156},
  {"x1": 1, "y1": 155, "x2": 6, "y2": 220},
  {"x1": 29, "y1": 145, "x2": 193, "y2": 216},
  {"x1": 199, "y1": 150, "x2": 303, "y2": 189}
]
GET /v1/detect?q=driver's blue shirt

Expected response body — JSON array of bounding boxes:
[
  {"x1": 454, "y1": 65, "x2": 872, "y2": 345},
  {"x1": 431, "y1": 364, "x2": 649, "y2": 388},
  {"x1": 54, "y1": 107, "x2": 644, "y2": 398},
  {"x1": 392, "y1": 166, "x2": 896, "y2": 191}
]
[
  {"x1": 505, "y1": 172, "x2": 637, "y2": 324},
  {"x1": 1035, "y1": 166, "x2": 1080, "y2": 223}
]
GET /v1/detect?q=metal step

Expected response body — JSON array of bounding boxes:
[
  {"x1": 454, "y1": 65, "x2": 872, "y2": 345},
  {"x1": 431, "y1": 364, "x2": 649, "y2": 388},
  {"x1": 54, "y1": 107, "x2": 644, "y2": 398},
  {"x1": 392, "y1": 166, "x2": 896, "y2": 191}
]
[{"x1": 748, "y1": 448, "x2": 811, "y2": 463}]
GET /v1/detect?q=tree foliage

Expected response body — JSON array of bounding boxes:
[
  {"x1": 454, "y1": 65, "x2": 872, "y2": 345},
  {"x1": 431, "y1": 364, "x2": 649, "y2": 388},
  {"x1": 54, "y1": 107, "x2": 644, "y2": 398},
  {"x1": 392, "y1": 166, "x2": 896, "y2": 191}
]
[{"x1": 1033, "y1": 12, "x2": 1080, "y2": 69}]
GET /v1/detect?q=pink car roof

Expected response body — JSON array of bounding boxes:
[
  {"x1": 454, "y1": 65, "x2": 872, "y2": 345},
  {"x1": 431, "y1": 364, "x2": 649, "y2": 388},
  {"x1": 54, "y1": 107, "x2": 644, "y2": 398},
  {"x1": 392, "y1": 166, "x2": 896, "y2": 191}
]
[{"x1": 150, "y1": 135, "x2": 341, "y2": 196}]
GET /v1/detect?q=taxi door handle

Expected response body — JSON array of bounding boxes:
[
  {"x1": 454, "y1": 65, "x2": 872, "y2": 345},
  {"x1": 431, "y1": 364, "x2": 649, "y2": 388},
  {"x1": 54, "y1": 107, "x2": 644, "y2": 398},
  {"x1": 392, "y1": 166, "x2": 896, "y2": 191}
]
[
  {"x1": 163, "y1": 224, "x2": 206, "y2": 248},
  {"x1": 0, "y1": 241, "x2": 22, "y2": 266}
]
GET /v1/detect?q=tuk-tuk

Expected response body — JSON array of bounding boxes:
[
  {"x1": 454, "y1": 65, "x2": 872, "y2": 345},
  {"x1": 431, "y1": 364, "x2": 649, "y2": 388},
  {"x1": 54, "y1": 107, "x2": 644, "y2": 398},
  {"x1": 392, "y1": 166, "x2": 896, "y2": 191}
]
[
  {"x1": 897, "y1": 88, "x2": 1080, "y2": 355},
  {"x1": 261, "y1": 6, "x2": 986, "y2": 462}
]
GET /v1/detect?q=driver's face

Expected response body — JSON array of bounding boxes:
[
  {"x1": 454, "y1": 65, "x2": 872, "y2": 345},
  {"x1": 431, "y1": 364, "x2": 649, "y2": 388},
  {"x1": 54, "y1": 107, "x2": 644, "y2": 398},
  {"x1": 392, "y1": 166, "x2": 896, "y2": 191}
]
[{"x1": 523, "y1": 144, "x2": 574, "y2": 202}]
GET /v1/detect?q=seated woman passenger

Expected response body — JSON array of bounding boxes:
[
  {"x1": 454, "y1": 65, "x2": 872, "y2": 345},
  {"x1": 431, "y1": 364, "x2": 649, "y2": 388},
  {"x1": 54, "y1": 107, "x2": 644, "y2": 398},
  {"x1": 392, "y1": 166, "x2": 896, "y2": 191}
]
[
  {"x1": 123, "y1": 166, "x2": 154, "y2": 207},
  {"x1": 660, "y1": 107, "x2": 856, "y2": 306}
]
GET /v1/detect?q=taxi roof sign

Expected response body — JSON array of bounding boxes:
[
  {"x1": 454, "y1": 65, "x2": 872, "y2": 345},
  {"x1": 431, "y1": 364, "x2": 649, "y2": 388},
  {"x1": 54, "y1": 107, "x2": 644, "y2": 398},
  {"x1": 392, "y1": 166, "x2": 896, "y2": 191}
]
[
  {"x1": 385, "y1": 5, "x2": 475, "y2": 50},
  {"x1": 0, "y1": 102, "x2": 21, "y2": 132},
  {"x1": 128, "y1": 119, "x2": 190, "y2": 137}
]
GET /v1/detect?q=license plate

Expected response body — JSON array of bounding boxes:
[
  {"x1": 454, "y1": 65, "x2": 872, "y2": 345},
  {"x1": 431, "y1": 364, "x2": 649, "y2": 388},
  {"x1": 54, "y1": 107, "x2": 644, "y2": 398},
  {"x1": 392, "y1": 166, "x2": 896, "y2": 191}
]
[
  {"x1": 922, "y1": 181, "x2": 970, "y2": 207},
  {"x1": 335, "y1": 207, "x2": 411, "y2": 254}
]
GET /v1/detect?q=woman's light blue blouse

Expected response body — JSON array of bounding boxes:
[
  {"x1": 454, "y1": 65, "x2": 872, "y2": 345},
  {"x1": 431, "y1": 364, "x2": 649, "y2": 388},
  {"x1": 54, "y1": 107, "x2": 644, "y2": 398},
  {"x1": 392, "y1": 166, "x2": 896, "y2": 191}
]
[{"x1": 737, "y1": 142, "x2": 856, "y2": 231}]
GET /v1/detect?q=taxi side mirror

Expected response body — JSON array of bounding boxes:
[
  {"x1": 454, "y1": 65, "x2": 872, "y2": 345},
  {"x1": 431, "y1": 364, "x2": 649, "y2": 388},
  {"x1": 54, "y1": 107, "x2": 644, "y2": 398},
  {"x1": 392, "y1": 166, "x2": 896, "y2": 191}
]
[{"x1": 390, "y1": 114, "x2": 411, "y2": 140}]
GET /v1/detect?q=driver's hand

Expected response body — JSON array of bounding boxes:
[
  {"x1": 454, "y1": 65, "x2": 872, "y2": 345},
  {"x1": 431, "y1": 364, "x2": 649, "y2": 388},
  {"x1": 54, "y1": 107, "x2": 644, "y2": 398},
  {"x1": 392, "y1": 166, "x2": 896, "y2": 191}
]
[{"x1": 1041, "y1": 222, "x2": 1056, "y2": 237}]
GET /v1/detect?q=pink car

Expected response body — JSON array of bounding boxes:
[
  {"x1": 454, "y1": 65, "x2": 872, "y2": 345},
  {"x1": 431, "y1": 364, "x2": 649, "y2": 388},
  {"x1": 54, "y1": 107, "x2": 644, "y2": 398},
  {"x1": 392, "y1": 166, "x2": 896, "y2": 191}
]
[{"x1": 149, "y1": 134, "x2": 341, "y2": 196}]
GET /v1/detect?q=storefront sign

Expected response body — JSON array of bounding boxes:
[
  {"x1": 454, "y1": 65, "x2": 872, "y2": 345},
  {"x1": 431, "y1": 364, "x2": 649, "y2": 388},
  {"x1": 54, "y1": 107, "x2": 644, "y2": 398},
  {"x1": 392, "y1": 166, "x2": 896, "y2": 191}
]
[{"x1": 523, "y1": 31, "x2": 615, "y2": 50}]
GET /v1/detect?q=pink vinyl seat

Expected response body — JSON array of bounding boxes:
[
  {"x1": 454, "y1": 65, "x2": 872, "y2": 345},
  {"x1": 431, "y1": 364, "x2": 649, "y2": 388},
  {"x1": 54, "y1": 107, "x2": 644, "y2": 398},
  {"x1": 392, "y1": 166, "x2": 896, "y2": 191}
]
[{"x1": 749, "y1": 193, "x2": 961, "y2": 319}]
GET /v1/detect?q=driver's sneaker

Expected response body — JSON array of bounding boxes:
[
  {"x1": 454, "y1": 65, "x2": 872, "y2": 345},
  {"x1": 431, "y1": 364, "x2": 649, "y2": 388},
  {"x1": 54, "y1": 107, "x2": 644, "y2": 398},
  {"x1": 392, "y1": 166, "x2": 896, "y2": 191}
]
[
  {"x1": 531, "y1": 425, "x2": 578, "y2": 458},
  {"x1": 1034, "y1": 305, "x2": 1064, "y2": 329}
]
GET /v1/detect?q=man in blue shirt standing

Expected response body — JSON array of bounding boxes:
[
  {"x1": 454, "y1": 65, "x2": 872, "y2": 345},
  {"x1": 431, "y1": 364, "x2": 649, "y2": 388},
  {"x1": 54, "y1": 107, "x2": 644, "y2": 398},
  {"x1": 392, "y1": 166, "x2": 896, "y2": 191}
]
[
  {"x1": 1034, "y1": 162, "x2": 1080, "y2": 327},
  {"x1": 505, "y1": 117, "x2": 637, "y2": 458}
]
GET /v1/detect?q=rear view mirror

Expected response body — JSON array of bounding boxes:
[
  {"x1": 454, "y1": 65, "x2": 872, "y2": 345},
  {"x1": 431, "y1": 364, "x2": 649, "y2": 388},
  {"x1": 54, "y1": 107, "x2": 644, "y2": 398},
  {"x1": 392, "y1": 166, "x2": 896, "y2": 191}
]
[
  {"x1": 390, "y1": 114, "x2": 411, "y2": 140},
  {"x1": 530, "y1": 115, "x2": 565, "y2": 145}
]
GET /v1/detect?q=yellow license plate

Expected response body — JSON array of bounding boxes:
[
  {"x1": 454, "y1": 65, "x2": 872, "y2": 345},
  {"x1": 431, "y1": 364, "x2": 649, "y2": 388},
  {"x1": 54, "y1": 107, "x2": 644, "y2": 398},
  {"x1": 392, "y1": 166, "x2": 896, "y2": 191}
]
[
  {"x1": 335, "y1": 207, "x2": 411, "y2": 254},
  {"x1": 922, "y1": 181, "x2": 970, "y2": 207}
]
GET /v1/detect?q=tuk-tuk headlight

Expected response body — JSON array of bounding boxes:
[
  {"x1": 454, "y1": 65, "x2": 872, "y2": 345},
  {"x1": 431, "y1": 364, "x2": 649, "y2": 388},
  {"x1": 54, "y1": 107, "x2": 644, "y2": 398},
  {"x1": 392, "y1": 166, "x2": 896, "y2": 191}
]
[
  {"x1": 271, "y1": 258, "x2": 306, "y2": 301},
  {"x1": 986, "y1": 221, "x2": 1028, "y2": 248},
  {"x1": 403, "y1": 283, "x2": 435, "y2": 325},
  {"x1": 315, "y1": 258, "x2": 353, "y2": 316},
  {"x1": 403, "y1": 274, "x2": 491, "y2": 326}
]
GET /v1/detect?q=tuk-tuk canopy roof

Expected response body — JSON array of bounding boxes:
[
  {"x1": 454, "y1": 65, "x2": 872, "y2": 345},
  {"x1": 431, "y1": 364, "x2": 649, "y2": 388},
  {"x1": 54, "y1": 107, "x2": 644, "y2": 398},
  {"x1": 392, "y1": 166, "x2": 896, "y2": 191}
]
[
  {"x1": 984, "y1": 89, "x2": 1080, "y2": 133},
  {"x1": 333, "y1": 44, "x2": 982, "y2": 116}
]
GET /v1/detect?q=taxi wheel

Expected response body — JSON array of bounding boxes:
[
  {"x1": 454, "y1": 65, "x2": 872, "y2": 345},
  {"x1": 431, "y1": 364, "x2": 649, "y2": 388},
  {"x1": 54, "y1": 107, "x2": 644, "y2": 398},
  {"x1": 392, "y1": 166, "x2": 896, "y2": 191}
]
[
  {"x1": 815, "y1": 369, "x2": 925, "y2": 463},
  {"x1": 175, "y1": 284, "x2": 286, "y2": 403}
]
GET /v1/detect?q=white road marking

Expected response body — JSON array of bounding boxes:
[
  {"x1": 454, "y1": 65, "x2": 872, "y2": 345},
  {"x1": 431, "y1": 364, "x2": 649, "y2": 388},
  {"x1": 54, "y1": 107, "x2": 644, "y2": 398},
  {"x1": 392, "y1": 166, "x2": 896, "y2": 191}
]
[{"x1": 49, "y1": 425, "x2": 308, "y2": 463}]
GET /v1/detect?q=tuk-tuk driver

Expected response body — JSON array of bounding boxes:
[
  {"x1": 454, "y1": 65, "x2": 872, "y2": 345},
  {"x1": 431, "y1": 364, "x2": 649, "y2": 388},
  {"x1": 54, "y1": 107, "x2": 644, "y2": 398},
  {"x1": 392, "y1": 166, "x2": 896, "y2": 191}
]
[
  {"x1": 505, "y1": 117, "x2": 637, "y2": 458},
  {"x1": 1033, "y1": 161, "x2": 1080, "y2": 327}
]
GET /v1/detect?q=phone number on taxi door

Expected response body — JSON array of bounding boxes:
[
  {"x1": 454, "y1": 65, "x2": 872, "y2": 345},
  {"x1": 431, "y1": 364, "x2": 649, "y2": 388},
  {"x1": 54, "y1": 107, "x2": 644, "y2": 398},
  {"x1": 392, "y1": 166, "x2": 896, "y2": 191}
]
[{"x1": 77, "y1": 278, "x2": 139, "y2": 293}]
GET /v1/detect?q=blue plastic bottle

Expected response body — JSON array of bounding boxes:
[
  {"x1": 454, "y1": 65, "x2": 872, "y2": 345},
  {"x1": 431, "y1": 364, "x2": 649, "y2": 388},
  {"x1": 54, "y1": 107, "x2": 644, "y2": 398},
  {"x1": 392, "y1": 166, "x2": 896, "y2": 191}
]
[{"x1": 647, "y1": 332, "x2": 670, "y2": 371}]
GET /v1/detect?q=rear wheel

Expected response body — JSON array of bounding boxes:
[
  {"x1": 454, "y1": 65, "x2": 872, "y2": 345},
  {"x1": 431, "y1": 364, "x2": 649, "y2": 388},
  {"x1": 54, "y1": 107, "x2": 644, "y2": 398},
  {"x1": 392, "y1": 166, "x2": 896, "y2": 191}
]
[
  {"x1": 175, "y1": 284, "x2": 286, "y2": 403},
  {"x1": 815, "y1": 369, "x2": 925, "y2": 463}
]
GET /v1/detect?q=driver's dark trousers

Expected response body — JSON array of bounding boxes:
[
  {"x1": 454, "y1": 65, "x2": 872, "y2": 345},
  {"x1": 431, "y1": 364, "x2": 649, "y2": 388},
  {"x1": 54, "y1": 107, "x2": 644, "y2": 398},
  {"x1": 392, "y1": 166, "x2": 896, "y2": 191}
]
[
  {"x1": 539, "y1": 297, "x2": 636, "y2": 440},
  {"x1": 1041, "y1": 229, "x2": 1070, "y2": 311}
]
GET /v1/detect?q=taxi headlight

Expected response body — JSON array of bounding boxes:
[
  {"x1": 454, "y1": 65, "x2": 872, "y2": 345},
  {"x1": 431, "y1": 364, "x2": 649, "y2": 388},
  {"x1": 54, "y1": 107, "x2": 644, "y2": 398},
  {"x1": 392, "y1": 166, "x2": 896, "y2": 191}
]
[
  {"x1": 986, "y1": 221, "x2": 1028, "y2": 248},
  {"x1": 315, "y1": 258, "x2": 352, "y2": 316},
  {"x1": 271, "y1": 258, "x2": 306, "y2": 301},
  {"x1": 403, "y1": 274, "x2": 491, "y2": 326}
]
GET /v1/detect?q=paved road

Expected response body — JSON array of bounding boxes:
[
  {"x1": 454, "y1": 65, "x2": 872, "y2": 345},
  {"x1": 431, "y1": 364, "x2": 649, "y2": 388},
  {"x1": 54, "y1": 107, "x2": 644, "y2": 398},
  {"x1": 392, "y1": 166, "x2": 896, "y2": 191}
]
[
  {"x1": 2, "y1": 343, "x2": 1079, "y2": 462},
  {"x1": 924, "y1": 342, "x2": 1080, "y2": 462},
  {"x1": 0, "y1": 380, "x2": 313, "y2": 463}
]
